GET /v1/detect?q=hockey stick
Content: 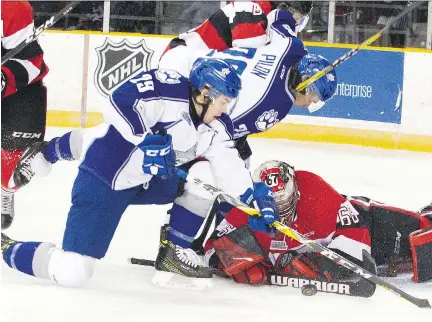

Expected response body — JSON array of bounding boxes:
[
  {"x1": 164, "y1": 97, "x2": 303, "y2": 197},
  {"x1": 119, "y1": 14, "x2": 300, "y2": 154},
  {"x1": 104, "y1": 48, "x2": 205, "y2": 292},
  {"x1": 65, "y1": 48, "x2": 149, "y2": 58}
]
[
  {"x1": 190, "y1": 196, "x2": 222, "y2": 254},
  {"x1": 129, "y1": 256, "x2": 375, "y2": 298},
  {"x1": 1, "y1": 1, "x2": 81, "y2": 65},
  {"x1": 175, "y1": 168, "x2": 431, "y2": 309},
  {"x1": 295, "y1": 1, "x2": 425, "y2": 92}
]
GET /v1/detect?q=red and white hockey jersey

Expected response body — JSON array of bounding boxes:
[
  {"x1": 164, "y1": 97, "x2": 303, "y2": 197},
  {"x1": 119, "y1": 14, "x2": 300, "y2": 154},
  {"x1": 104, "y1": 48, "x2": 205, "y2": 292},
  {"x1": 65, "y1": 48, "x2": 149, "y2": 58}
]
[
  {"x1": 205, "y1": 170, "x2": 372, "y2": 267},
  {"x1": 162, "y1": 1, "x2": 272, "y2": 56},
  {"x1": 1, "y1": 1, "x2": 49, "y2": 98}
]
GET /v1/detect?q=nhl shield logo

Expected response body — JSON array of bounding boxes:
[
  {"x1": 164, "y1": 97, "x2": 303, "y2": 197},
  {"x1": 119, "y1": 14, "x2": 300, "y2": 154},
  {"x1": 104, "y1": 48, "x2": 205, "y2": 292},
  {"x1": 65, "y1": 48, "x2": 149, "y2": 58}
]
[{"x1": 94, "y1": 38, "x2": 154, "y2": 97}]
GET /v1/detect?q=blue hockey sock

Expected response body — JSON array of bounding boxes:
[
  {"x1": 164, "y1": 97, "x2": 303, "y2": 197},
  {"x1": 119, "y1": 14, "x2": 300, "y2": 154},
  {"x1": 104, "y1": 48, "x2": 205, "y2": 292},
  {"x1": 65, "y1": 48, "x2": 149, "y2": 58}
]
[
  {"x1": 44, "y1": 132, "x2": 74, "y2": 163},
  {"x1": 3, "y1": 241, "x2": 43, "y2": 276},
  {"x1": 167, "y1": 203, "x2": 205, "y2": 249}
]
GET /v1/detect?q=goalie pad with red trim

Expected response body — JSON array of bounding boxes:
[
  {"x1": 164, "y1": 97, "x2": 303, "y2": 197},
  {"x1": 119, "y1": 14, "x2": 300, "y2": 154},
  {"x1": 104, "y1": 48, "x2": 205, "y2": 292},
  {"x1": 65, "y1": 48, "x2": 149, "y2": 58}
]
[
  {"x1": 409, "y1": 226, "x2": 432, "y2": 283},
  {"x1": 213, "y1": 225, "x2": 266, "y2": 276}
]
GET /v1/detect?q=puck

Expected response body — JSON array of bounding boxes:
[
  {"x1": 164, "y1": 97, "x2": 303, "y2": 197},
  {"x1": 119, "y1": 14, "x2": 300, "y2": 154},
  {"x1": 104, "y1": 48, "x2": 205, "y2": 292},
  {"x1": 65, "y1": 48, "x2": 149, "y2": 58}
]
[{"x1": 301, "y1": 284, "x2": 317, "y2": 296}]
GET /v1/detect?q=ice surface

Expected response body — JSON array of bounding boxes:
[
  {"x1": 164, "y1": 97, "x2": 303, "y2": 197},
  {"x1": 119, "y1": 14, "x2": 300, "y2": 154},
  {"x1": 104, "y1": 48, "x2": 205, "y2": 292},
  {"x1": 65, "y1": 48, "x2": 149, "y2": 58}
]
[{"x1": 1, "y1": 128, "x2": 431, "y2": 322}]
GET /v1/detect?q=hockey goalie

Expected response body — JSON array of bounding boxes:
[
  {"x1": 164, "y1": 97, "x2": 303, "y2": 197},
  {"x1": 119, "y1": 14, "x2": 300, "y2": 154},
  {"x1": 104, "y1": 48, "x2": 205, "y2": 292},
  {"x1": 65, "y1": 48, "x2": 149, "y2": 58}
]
[{"x1": 203, "y1": 160, "x2": 432, "y2": 296}]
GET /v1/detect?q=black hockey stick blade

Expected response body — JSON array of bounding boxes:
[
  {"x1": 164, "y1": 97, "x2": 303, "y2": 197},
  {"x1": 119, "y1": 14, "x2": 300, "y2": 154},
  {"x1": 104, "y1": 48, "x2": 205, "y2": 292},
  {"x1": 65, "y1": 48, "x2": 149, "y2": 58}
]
[
  {"x1": 128, "y1": 257, "x2": 155, "y2": 266},
  {"x1": 2, "y1": 1, "x2": 81, "y2": 65}
]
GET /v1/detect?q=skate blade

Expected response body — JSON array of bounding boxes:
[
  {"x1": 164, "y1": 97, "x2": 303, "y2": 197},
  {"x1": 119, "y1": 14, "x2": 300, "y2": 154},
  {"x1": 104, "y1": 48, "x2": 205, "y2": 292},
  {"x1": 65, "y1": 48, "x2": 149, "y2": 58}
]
[{"x1": 151, "y1": 271, "x2": 212, "y2": 290}]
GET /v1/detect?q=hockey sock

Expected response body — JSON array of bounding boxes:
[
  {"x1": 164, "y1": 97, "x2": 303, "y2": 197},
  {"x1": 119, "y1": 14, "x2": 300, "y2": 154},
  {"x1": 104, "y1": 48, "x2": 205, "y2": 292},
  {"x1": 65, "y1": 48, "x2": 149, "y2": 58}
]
[
  {"x1": 44, "y1": 132, "x2": 74, "y2": 163},
  {"x1": 1, "y1": 149, "x2": 24, "y2": 190},
  {"x1": 167, "y1": 203, "x2": 205, "y2": 249},
  {"x1": 3, "y1": 241, "x2": 55, "y2": 278}
]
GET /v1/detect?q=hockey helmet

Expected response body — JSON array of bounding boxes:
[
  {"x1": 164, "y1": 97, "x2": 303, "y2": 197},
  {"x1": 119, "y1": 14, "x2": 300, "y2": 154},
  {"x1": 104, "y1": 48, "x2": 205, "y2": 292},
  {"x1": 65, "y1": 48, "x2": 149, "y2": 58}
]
[
  {"x1": 295, "y1": 54, "x2": 337, "y2": 112},
  {"x1": 190, "y1": 58, "x2": 242, "y2": 100},
  {"x1": 253, "y1": 160, "x2": 299, "y2": 225},
  {"x1": 270, "y1": 1, "x2": 314, "y2": 32}
]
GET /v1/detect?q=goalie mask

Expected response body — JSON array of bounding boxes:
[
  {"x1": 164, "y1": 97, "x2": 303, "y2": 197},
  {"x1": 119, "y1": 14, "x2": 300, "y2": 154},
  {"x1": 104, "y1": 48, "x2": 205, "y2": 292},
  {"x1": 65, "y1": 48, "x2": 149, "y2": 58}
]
[{"x1": 252, "y1": 160, "x2": 299, "y2": 225}]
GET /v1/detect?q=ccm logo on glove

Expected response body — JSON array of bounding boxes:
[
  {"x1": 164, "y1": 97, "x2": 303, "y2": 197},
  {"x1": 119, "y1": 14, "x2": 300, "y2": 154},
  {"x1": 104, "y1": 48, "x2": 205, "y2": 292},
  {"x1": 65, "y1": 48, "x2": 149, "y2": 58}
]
[{"x1": 138, "y1": 133, "x2": 176, "y2": 178}]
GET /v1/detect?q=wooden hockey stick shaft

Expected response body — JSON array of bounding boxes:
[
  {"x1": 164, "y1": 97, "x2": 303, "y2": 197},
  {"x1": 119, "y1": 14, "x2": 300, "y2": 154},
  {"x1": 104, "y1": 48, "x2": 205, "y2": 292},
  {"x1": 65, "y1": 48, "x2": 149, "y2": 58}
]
[
  {"x1": 175, "y1": 168, "x2": 431, "y2": 309},
  {"x1": 1, "y1": 1, "x2": 81, "y2": 65},
  {"x1": 295, "y1": 1, "x2": 425, "y2": 92}
]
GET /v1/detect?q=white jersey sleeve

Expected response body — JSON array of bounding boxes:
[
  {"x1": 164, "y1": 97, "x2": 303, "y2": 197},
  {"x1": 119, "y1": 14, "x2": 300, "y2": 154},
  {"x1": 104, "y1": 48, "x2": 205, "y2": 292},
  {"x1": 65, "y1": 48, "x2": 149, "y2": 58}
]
[{"x1": 202, "y1": 114, "x2": 253, "y2": 197}]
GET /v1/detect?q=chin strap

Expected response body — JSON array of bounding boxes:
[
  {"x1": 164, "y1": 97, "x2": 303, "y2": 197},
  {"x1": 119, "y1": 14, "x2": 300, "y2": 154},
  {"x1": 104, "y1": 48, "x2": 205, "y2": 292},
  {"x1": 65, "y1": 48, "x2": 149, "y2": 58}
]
[
  {"x1": 286, "y1": 64, "x2": 305, "y2": 96},
  {"x1": 200, "y1": 103, "x2": 210, "y2": 120}
]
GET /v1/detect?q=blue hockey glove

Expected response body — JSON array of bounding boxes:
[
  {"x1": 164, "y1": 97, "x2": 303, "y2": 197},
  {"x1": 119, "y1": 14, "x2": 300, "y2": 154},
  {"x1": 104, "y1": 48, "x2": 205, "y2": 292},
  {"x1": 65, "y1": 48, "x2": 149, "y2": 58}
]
[
  {"x1": 240, "y1": 182, "x2": 279, "y2": 235},
  {"x1": 138, "y1": 133, "x2": 175, "y2": 178}
]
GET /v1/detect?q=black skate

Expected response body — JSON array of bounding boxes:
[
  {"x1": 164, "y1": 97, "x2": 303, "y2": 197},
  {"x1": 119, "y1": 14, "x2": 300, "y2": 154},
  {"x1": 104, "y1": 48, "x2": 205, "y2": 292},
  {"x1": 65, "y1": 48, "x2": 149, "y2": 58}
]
[
  {"x1": 13, "y1": 141, "x2": 49, "y2": 188},
  {"x1": 152, "y1": 240, "x2": 212, "y2": 289},
  {"x1": 1, "y1": 189, "x2": 14, "y2": 230},
  {"x1": 1, "y1": 232, "x2": 16, "y2": 253}
]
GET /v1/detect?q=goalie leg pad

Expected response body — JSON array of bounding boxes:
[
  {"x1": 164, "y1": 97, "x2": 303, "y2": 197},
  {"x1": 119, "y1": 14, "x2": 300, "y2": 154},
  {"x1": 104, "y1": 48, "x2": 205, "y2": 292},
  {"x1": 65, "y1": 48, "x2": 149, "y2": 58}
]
[
  {"x1": 409, "y1": 227, "x2": 432, "y2": 283},
  {"x1": 213, "y1": 225, "x2": 265, "y2": 276},
  {"x1": 232, "y1": 263, "x2": 268, "y2": 285}
]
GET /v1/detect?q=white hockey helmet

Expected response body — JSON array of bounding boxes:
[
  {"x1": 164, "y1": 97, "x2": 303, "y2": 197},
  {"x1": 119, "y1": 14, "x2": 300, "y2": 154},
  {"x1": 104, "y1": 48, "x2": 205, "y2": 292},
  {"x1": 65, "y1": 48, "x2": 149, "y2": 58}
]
[{"x1": 252, "y1": 160, "x2": 299, "y2": 225}]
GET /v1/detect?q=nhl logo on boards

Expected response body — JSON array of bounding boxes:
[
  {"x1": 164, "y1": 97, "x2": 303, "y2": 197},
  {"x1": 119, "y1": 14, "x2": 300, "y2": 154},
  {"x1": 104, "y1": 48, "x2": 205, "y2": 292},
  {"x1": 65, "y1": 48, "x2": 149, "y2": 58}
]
[{"x1": 94, "y1": 38, "x2": 154, "y2": 97}]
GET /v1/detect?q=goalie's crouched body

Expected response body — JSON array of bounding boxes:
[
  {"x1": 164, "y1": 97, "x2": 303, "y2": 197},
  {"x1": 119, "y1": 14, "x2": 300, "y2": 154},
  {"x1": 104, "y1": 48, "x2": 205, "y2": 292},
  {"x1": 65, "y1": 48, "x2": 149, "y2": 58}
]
[{"x1": 204, "y1": 160, "x2": 432, "y2": 288}]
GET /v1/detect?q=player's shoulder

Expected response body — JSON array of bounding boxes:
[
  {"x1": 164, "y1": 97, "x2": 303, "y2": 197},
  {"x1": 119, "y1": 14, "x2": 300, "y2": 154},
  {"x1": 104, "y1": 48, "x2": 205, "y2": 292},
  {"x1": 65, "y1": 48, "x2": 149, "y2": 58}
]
[
  {"x1": 2, "y1": 1, "x2": 32, "y2": 12},
  {"x1": 290, "y1": 37, "x2": 306, "y2": 52},
  {"x1": 295, "y1": 170, "x2": 344, "y2": 199},
  {"x1": 295, "y1": 170, "x2": 332, "y2": 190},
  {"x1": 295, "y1": 170, "x2": 324, "y2": 182},
  {"x1": 223, "y1": 1, "x2": 271, "y2": 16},
  {"x1": 1, "y1": 1, "x2": 33, "y2": 25},
  {"x1": 152, "y1": 69, "x2": 190, "y2": 102},
  {"x1": 112, "y1": 69, "x2": 189, "y2": 105}
]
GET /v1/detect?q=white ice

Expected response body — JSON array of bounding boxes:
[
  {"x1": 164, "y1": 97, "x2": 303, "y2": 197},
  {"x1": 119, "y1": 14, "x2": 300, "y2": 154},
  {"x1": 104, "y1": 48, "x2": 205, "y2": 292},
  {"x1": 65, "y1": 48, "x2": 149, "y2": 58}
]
[{"x1": 1, "y1": 127, "x2": 432, "y2": 322}]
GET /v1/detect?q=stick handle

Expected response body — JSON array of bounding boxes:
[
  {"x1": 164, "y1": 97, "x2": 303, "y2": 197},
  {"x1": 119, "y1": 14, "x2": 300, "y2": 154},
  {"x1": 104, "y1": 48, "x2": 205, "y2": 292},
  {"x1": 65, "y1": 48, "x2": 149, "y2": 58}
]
[
  {"x1": 295, "y1": 1, "x2": 425, "y2": 92},
  {"x1": 1, "y1": 1, "x2": 81, "y2": 65}
]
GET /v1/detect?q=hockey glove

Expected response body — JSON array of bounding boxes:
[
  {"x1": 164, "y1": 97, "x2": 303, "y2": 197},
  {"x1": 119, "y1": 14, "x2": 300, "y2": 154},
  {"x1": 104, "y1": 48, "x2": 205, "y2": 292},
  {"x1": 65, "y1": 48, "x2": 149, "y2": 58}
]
[
  {"x1": 138, "y1": 133, "x2": 175, "y2": 178},
  {"x1": 240, "y1": 182, "x2": 279, "y2": 235}
]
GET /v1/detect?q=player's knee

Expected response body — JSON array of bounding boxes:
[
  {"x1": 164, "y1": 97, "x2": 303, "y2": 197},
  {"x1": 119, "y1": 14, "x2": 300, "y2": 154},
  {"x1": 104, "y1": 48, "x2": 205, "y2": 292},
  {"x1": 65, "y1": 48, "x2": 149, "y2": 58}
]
[{"x1": 48, "y1": 249, "x2": 96, "y2": 287}]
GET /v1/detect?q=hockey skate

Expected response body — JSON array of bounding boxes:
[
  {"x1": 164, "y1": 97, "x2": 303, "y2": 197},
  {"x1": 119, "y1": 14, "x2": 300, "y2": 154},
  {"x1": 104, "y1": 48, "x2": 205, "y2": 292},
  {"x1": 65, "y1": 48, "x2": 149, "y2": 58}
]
[
  {"x1": 1, "y1": 190, "x2": 14, "y2": 230},
  {"x1": 1, "y1": 232, "x2": 16, "y2": 253},
  {"x1": 152, "y1": 240, "x2": 213, "y2": 290},
  {"x1": 13, "y1": 141, "x2": 49, "y2": 188}
]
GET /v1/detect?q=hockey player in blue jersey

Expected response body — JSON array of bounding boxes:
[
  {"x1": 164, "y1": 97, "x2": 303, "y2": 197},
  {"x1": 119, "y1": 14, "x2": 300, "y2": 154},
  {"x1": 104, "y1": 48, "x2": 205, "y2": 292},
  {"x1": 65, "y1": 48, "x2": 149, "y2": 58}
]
[
  {"x1": 5, "y1": 9, "x2": 337, "y2": 287},
  {"x1": 1, "y1": 58, "x2": 282, "y2": 289}
]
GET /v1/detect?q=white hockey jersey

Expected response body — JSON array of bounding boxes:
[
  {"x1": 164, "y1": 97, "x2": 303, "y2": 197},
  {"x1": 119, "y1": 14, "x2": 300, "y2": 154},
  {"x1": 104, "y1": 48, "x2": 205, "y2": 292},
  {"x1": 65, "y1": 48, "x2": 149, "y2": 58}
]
[
  {"x1": 79, "y1": 69, "x2": 252, "y2": 197},
  {"x1": 161, "y1": 9, "x2": 307, "y2": 139},
  {"x1": 207, "y1": 9, "x2": 308, "y2": 138}
]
